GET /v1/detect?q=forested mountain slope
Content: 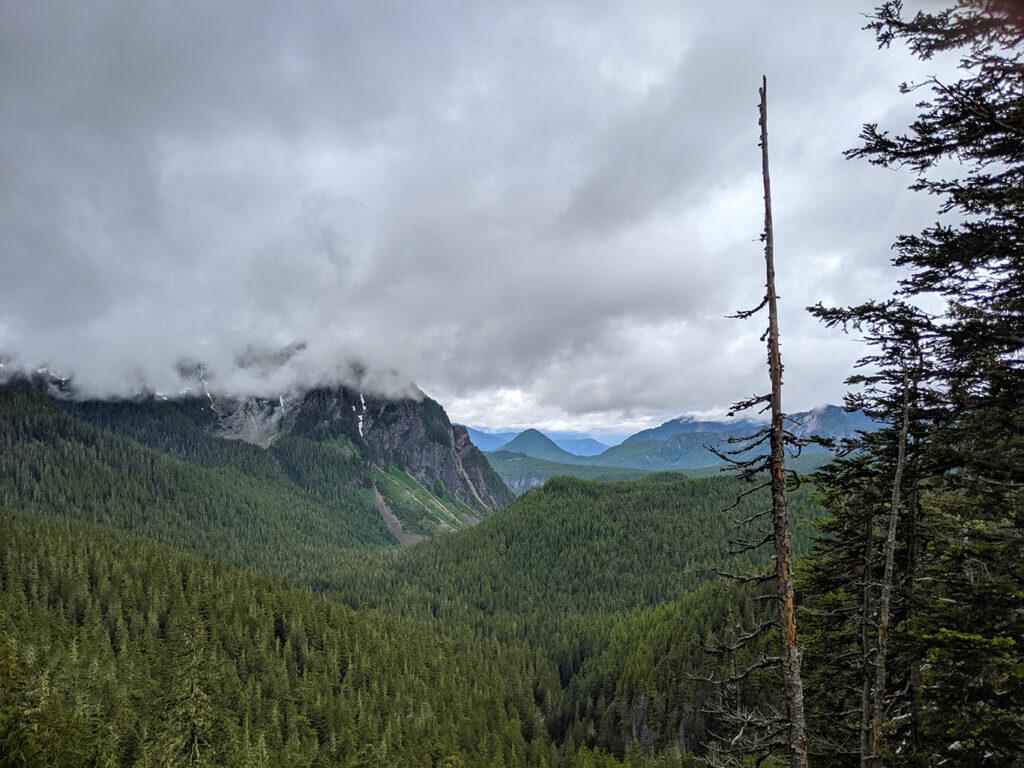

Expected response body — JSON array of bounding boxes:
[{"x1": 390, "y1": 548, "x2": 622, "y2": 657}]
[
  {"x1": 1, "y1": 397, "x2": 808, "y2": 765},
  {"x1": 325, "y1": 474, "x2": 819, "y2": 624},
  {"x1": 0, "y1": 381, "x2": 880, "y2": 764},
  {"x1": 0, "y1": 510, "x2": 551, "y2": 768},
  {"x1": 317, "y1": 474, "x2": 818, "y2": 756},
  {"x1": 0, "y1": 387, "x2": 397, "y2": 580},
  {"x1": 2, "y1": 381, "x2": 512, "y2": 552}
]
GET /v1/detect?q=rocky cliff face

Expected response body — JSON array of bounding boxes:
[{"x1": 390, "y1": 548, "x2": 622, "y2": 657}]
[
  {"x1": 209, "y1": 384, "x2": 512, "y2": 525},
  {"x1": 359, "y1": 390, "x2": 515, "y2": 513},
  {"x1": 453, "y1": 425, "x2": 516, "y2": 509},
  {"x1": 209, "y1": 394, "x2": 293, "y2": 448}
]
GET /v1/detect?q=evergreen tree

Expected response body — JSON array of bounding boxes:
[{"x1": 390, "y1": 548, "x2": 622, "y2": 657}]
[
  {"x1": 153, "y1": 611, "x2": 217, "y2": 767},
  {"x1": 801, "y1": 303, "x2": 931, "y2": 765},
  {"x1": 804, "y1": 2, "x2": 1024, "y2": 764}
]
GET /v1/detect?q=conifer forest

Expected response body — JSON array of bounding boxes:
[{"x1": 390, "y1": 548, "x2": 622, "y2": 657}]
[{"x1": 1, "y1": 2, "x2": 1022, "y2": 766}]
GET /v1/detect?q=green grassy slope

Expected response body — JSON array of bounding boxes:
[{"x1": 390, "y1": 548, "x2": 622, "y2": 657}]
[{"x1": 373, "y1": 464, "x2": 480, "y2": 535}]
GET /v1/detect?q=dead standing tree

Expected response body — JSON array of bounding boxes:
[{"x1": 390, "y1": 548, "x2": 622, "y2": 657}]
[{"x1": 704, "y1": 76, "x2": 808, "y2": 768}]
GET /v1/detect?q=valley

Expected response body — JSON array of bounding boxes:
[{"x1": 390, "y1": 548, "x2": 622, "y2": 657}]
[
  {"x1": 471, "y1": 405, "x2": 872, "y2": 493},
  {"x1": 2, "y1": 337, "x2": 1021, "y2": 768},
  {"x1": 3, "y1": 1, "x2": 1022, "y2": 765},
  {"x1": 1, "y1": 380, "x2": 812, "y2": 766}
]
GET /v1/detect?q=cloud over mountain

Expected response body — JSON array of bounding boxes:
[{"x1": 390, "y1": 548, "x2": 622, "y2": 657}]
[{"x1": 0, "y1": 1, "x2": 955, "y2": 426}]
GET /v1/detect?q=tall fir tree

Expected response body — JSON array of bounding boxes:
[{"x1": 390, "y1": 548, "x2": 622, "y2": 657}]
[{"x1": 803, "y1": 2, "x2": 1024, "y2": 765}]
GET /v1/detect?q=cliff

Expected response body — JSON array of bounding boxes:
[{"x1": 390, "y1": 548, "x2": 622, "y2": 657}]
[{"x1": 32, "y1": 379, "x2": 511, "y2": 544}]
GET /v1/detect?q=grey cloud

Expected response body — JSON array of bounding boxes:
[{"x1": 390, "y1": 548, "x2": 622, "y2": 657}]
[{"x1": 0, "y1": 0, "x2": 959, "y2": 429}]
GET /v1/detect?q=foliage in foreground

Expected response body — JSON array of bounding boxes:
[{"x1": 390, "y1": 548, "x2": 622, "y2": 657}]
[{"x1": 799, "y1": 2, "x2": 1024, "y2": 765}]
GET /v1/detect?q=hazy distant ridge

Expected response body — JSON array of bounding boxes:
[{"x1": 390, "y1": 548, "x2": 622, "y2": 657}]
[{"x1": 481, "y1": 405, "x2": 876, "y2": 484}]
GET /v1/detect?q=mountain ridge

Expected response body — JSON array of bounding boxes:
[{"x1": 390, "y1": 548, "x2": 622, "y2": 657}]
[
  {"x1": 552, "y1": 436, "x2": 609, "y2": 456},
  {"x1": 479, "y1": 405, "x2": 877, "y2": 488},
  {"x1": 462, "y1": 425, "x2": 518, "y2": 452},
  {"x1": 3, "y1": 378, "x2": 513, "y2": 546}
]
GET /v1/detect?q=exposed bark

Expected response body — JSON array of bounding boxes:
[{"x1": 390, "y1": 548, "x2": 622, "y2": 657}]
[
  {"x1": 860, "y1": 515, "x2": 875, "y2": 768},
  {"x1": 759, "y1": 75, "x2": 808, "y2": 768},
  {"x1": 704, "y1": 77, "x2": 811, "y2": 768},
  {"x1": 869, "y1": 372, "x2": 910, "y2": 765},
  {"x1": 906, "y1": 485, "x2": 922, "y2": 754}
]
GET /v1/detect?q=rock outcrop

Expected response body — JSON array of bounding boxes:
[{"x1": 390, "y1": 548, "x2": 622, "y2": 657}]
[
  {"x1": 453, "y1": 424, "x2": 516, "y2": 510},
  {"x1": 209, "y1": 384, "x2": 512, "y2": 522},
  {"x1": 359, "y1": 391, "x2": 514, "y2": 512}
]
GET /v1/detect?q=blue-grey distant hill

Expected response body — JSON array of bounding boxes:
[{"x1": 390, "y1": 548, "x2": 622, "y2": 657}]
[
  {"x1": 580, "y1": 405, "x2": 875, "y2": 471},
  {"x1": 553, "y1": 437, "x2": 609, "y2": 456},
  {"x1": 482, "y1": 406, "x2": 878, "y2": 488},
  {"x1": 499, "y1": 428, "x2": 581, "y2": 464},
  {"x1": 466, "y1": 426, "x2": 611, "y2": 458},
  {"x1": 463, "y1": 426, "x2": 518, "y2": 452}
]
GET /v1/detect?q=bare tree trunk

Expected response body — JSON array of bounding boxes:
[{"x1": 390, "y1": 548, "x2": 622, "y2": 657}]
[
  {"x1": 759, "y1": 74, "x2": 808, "y2": 768},
  {"x1": 860, "y1": 516, "x2": 875, "y2": 768},
  {"x1": 870, "y1": 372, "x2": 910, "y2": 765},
  {"x1": 906, "y1": 485, "x2": 922, "y2": 755}
]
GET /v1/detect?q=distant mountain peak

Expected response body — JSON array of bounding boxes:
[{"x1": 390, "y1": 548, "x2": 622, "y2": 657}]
[{"x1": 498, "y1": 429, "x2": 580, "y2": 464}]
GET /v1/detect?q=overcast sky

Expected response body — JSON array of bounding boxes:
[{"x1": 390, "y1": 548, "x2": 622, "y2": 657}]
[{"x1": 0, "y1": 1, "x2": 958, "y2": 437}]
